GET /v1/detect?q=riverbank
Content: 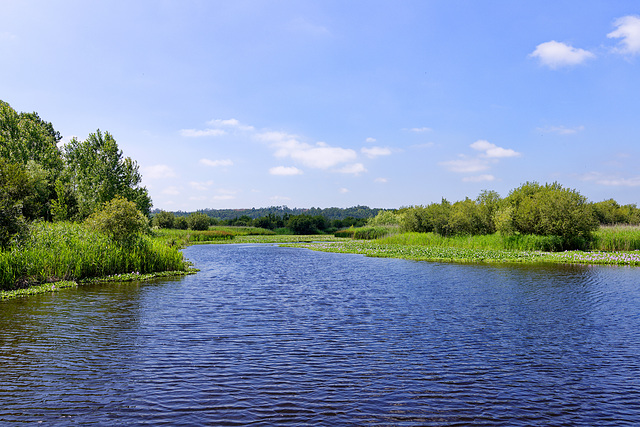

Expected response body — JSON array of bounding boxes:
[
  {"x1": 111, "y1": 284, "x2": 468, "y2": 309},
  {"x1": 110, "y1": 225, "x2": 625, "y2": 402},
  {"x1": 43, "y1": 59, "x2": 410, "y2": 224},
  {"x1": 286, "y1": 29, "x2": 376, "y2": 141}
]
[
  {"x1": 286, "y1": 240, "x2": 640, "y2": 267},
  {"x1": 0, "y1": 270, "x2": 197, "y2": 300}
]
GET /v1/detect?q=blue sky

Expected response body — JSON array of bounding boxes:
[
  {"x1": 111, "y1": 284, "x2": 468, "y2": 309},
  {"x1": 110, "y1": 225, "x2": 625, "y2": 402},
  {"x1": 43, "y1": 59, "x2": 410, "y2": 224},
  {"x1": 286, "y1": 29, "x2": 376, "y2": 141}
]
[{"x1": 2, "y1": 1, "x2": 639, "y2": 210}]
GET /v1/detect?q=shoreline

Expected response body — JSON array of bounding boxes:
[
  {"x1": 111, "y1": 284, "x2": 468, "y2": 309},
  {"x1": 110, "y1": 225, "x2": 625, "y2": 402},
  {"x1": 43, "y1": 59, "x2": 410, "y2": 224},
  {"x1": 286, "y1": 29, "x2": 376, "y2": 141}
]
[{"x1": 0, "y1": 269, "x2": 197, "y2": 301}]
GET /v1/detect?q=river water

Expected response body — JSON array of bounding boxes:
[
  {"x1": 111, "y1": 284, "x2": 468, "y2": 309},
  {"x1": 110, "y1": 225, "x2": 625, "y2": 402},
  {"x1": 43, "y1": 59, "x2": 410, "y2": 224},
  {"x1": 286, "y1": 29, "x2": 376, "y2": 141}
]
[{"x1": 1, "y1": 244, "x2": 640, "y2": 425}]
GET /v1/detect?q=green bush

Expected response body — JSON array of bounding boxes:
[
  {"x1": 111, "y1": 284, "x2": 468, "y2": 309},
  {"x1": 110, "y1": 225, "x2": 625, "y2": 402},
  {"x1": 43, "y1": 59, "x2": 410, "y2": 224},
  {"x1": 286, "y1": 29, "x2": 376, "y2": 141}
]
[
  {"x1": 152, "y1": 210, "x2": 175, "y2": 229},
  {"x1": 85, "y1": 196, "x2": 149, "y2": 244},
  {"x1": 353, "y1": 226, "x2": 397, "y2": 240},
  {"x1": 187, "y1": 212, "x2": 210, "y2": 230}
]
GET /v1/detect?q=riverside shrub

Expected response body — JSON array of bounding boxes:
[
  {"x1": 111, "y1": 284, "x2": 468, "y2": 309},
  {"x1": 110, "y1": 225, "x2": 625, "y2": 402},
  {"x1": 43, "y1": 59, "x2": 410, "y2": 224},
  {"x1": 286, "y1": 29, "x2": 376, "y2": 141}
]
[{"x1": 85, "y1": 196, "x2": 149, "y2": 244}]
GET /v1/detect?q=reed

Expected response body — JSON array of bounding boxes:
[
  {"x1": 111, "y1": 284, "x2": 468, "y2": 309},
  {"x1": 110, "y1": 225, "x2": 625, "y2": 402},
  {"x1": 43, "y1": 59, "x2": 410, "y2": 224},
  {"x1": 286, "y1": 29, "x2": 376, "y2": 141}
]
[
  {"x1": 591, "y1": 225, "x2": 640, "y2": 251},
  {"x1": 0, "y1": 222, "x2": 187, "y2": 291}
]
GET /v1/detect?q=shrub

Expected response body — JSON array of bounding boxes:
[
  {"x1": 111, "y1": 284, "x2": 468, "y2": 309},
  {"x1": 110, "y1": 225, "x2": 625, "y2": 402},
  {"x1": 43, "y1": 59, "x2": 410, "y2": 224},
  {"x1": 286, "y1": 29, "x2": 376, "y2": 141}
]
[
  {"x1": 368, "y1": 210, "x2": 400, "y2": 227},
  {"x1": 152, "y1": 210, "x2": 175, "y2": 229},
  {"x1": 174, "y1": 216, "x2": 188, "y2": 230},
  {"x1": 85, "y1": 196, "x2": 149, "y2": 244},
  {"x1": 187, "y1": 212, "x2": 210, "y2": 230}
]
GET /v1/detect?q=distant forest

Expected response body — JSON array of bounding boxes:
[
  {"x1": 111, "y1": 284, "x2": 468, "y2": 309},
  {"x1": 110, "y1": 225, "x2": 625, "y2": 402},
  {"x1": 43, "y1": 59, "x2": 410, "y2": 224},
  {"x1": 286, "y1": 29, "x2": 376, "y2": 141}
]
[{"x1": 160, "y1": 205, "x2": 385, "y2": 221}]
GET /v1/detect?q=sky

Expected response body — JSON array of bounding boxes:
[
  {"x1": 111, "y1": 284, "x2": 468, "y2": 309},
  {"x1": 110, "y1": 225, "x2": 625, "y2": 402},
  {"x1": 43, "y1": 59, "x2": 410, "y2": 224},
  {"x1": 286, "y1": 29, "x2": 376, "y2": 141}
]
[{"x1": 2, "y1": 1, "x2": 639, "y2": 211}]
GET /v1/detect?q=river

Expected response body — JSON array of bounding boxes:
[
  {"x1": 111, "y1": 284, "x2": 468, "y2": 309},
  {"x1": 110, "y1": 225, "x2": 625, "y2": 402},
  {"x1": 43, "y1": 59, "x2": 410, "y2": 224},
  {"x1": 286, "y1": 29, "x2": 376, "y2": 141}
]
[{"x1": 1, "y1": 243, "x2": 640, "y2": 425}]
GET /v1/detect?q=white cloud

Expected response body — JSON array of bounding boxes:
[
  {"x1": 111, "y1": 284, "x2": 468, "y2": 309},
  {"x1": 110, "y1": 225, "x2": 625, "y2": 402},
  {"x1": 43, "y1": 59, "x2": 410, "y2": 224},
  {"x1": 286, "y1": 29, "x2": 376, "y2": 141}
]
[
  {"x1": 258, "y1": 131, "x2": 357, "y2": 169},
  {"x1": 180, "y1": 128, "x2": 226, "y2": 137},
  {"x1": 439, "y1": 157, "x2": 490, "y2": 173},
  {"x1": 375, "y1": 177, "x2": 388, "y2": 183},
  {"x1": 580, "y1": 172, "x2": 640, "y2": 187},
  {"x1": 530, "y1": 40, "x2": 595, "y2": 69},
  {"x1": 207, "y1": 118, "x2": 254, "y2": 131},
  {"x1": 269, "y1": 166, "x2": 303, "y2": 176},
  {"x1": 200, "y1": 158, "x2": 233, "y2": 167},
  {"x1": 406, "y1": 127, "x2": 432, "y2": 133},
  {"x1": 538, "y1": 125, "x2": 585, "y2": 135},
  {"x1": 365, "y1": 137, "x2": 377, "y2": 143},
  {"x1": 189, "y1": 180, "x2": 214, "y2": 191},
  {"x1": 213, "y1": 189, "x2": 237, "y2": 200},
  {"x1": 143, "y1": 164, "x2": 177, "y2": 179},
  {"x1": 470, "y1": 140, "x2": 521, "y2": 158},
  {"x1": 336, "y1": 163, "x2": 367, "y2": 175},
  {"x1": 462, "y1": 174, "x2": 495, "y2": 182},
  {"x1": 361, "y1": 146, "x2": 392, "y2": 158},
  {"x1": 608, "y1": 15, "x2": 640, "y2": 55},
  {"x1": 339, "y1": 188, "x2": 349, "y2": 194},
  {"x1": 162, "y1": 186, "x2": 181, "y2": 195}
]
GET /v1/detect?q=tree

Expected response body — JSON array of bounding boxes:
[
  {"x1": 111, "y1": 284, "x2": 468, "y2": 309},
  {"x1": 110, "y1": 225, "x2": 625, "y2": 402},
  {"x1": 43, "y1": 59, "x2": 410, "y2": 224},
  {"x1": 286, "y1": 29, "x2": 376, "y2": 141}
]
[
  {"x1": 504, "y1": 182, "x2": 598, "y2": 240},
  {"x1": 63, "y1": 130, "x2": 152, "y2": 218},
  {"x1": 0, "y1": 159, "x2": 30, "y2": 249},
  {"x1": 187, "y1": 212, "x2": 210, "y2": 230},
  {"x1": 152, "y1": 210, "x2": 175, "y2": 229},
  {"x1": 0, "y1": 101, "x2": 63, "y2": 174},
  {"x1": 287, "y1": 215, "x2": 319, "y2": 234},
  {"x1": 85, "y1": 196, "x2": 149, "y2": 245}
]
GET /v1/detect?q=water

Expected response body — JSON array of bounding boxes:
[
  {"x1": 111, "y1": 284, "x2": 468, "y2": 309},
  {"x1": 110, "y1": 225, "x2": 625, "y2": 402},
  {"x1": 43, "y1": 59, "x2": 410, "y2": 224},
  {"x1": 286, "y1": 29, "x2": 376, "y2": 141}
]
[{"x1": 1, "y1": 244, "x2": 640, "y2": 425}]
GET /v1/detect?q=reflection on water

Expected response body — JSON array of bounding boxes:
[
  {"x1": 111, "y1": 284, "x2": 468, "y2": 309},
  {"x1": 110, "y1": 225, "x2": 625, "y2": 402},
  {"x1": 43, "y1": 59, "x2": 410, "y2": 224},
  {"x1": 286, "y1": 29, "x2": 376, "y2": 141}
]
[{"x1": 1, "y1": 244, "x2": 640, "y2": 425}]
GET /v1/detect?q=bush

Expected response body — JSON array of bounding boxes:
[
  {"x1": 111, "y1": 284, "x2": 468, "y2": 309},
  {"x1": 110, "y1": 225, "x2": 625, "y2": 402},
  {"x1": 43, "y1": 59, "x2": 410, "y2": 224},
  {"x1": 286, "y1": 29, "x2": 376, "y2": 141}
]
[
  {"x1": 335, "y1": 229, "x2": 355, "y2": 238},
  {"x1": 85, "y1": 196, "x2": 149, "y2": 244},
  {"x1": 187, "y1": 212, "x2": 210, "y2": 230},
  {"x1": 174, "y1": 216, "x2": 188, "y2": 230},
  {"x1": 0, "y1": 159, "x2": 30, "y2": 249},
  {"x1": 152, "y1": 210, "x2": 175, "y2": 229},
  {"x1": 368, "y1": 210, "x2": 400, "y2": 227},
  {"x1": 353, "y1": 226, "x2": 397, "y2": 240}
]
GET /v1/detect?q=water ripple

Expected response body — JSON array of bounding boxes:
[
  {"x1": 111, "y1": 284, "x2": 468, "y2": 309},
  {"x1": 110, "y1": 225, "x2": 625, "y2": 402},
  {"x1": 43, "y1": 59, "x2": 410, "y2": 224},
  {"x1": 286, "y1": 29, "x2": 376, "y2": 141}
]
[{"x1": 1, "y1": 244, "x2": 640, "y2": 425}]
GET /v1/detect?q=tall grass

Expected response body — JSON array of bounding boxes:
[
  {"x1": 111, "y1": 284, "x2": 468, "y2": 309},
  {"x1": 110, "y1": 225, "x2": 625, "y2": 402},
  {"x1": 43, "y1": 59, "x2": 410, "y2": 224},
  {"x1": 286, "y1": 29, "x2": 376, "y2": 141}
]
[
  {"x1": 377, "y1": 232, "x2": 589, "y2": 252},
  {"x1": 0, "y1": 222, "x2": 187, "y2": 291},
  {"x1": 592, "y1": 225, "x2": 640, "y2": 251}
]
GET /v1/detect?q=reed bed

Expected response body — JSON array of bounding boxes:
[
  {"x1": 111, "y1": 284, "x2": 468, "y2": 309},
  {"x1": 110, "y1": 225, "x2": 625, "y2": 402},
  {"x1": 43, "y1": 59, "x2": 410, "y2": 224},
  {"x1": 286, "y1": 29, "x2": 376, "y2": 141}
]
[
  {"x1": 591, "y1": 225, "x2": 640, "y2": 251},
  {"x1": 0, "y1": 222, "x2": 187, "y2": 291}
]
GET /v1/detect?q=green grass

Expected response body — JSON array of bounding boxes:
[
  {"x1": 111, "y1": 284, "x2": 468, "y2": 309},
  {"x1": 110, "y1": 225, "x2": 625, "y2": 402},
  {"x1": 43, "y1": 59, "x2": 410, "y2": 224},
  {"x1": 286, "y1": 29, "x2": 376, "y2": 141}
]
[
  {"x1": 592, "y1": 225, "x2": 640, "y2": 251},
  {"x1": 288, "y1": 240, "x2": 640, "y2": 267},
  {"x1": 1, "y1": 222, "x2": 188, "y2": 291}
]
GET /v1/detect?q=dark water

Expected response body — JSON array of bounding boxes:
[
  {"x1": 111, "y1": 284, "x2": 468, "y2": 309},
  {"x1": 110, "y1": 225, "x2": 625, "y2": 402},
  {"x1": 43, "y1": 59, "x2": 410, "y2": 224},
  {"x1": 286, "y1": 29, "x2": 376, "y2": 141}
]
[{"x1": 2, "y1": 244, "x2": 640, "y2": 425}]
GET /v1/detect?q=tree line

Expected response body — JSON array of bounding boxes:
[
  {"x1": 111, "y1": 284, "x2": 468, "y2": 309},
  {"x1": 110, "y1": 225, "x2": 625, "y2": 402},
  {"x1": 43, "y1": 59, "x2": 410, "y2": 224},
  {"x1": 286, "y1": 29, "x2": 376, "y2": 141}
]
[
  {"x1": 396, "y1": 182, "x2": 639, "y2": 248},
  {"x1": 161, "y1": 205, "x2": 383, "y2": 221},
  {"x1": 152, "y1": 210, "x2": 368, "y2": 234}
]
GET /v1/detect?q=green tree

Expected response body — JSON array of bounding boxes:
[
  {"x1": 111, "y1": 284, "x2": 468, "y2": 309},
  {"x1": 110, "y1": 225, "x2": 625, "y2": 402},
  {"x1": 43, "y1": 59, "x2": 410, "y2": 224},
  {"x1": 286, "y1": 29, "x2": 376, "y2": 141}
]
[
  {"x1": 85, "y1": 196, "x2": 149, "y2": 245},
  {"x1": 0, "y1": 101, "x2": 63, "y2": 174},
  {"x1": 287, "y1": 215, "x2": 319, "y2": 234},
  {"x1": 174, "y1": 216, "x2": 188, "y2": 230},
  {"x1": 187, "y1": 212, "x2": 210, "y2": 230},
  {"x1": 152, "y1": 210, "x2": 175, "y2": 229},
  {"x1": 0, "y1": 159, "x2": 31, "y2": 249},
  {"x1": 504, "y1": 182, "x2": 598, "y2": 240},
  {"x1": 63, "y1": 130, "x2": 152, "y2": 218}
]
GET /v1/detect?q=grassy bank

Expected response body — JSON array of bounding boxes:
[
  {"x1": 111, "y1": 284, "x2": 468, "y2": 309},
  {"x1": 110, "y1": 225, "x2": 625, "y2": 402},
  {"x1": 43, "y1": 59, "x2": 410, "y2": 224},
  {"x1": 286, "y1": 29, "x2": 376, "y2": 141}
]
[
  {"x1": 288, "y1": 240, "x2": 640, "y2": 267},
  {"x1": 1, "y1": 222, "x2": 189, "y2": 293}
]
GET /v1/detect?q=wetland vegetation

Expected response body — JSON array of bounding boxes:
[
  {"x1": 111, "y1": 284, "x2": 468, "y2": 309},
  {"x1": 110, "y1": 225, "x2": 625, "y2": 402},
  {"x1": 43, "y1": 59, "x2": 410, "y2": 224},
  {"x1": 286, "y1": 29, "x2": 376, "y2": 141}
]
[{"x1": 2, "y1": 99, "x2": 640, "y2": 299}]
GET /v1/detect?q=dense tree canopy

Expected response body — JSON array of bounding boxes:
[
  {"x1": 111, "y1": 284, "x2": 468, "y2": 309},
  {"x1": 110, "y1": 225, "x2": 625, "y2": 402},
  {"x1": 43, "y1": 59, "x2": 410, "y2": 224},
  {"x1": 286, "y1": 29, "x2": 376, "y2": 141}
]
[{"x1": 63, "y1": 130, "x2": 152, "y2": 219}]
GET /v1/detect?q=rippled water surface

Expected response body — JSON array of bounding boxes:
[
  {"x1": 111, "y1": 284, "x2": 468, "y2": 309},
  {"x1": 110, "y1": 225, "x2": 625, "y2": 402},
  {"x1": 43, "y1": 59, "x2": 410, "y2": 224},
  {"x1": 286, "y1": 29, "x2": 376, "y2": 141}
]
[{"x1": 2, "y1": 244, "x2": 640, "y2": 425}]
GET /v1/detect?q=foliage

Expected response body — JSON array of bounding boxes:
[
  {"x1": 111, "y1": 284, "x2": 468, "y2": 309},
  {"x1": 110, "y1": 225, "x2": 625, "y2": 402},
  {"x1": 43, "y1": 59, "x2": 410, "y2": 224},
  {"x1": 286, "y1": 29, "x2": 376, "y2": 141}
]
[
  {"x1": 0, "y1": 158, "x2": 30, "y2": 249},
  {"x1": 592, "y1": 199, "x2": 640, "y2": 225},
  {"x1": 187, "y1": 212, "x2": 211, "y2": 230},
  {"x1": 591, "y1": 225, "x2": 640, "y2": 251},
  {"x1": 0, "y1": 222, "x2": 186, "y2": 291},
  {"x1": 335, "y1": 229, "x2": 355, "y2": 238},
  {"x1": 85, "y1": 196, "x2": 149, "y2": 244},
  {"x1": 0, "y1": 100, "x2": 63, "y2": 175},
  {"x1": 63, "y1": 129, "x2": 152, "y2": 218},
  {"x1": 504, "y1": 182, "x2": 598, "y2": 241},
  {"x1": 152, "y1": 210, "x2": 175, "y2": 229},
  {"x1": 353, "y1": 226, "x2": 398, "y2": 240},
  {"x1": 174, "y1": 216, "x2": 189, "y2": 230},
  {"x1": 367, "y1": 210, "x2": 401, "y2": 227}
]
